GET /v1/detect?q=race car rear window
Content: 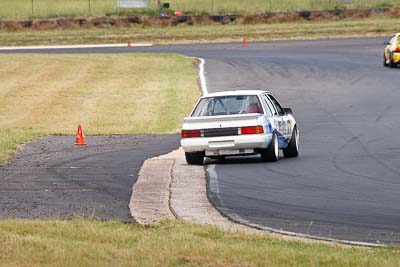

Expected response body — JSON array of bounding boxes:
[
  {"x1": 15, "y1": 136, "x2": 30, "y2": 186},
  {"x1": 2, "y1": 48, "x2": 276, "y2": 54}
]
[{"x1": 191, "y1": 95, "x2": 263, "y2": 117}]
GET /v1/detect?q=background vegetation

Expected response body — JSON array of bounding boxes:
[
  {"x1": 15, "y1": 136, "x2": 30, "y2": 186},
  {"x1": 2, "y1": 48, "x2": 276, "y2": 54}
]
[
  {"x1": 0, "y1": 17, "x2": 398, "y2": 47},
  {"x1": 1, "y1": 0, "x2": 400, "y2": 18}
]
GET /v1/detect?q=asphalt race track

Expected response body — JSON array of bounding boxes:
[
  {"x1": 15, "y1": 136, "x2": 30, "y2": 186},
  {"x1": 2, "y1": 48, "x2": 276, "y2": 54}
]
[{"x1": 2, "y1": 37, "x2": 399, "y2": 244}]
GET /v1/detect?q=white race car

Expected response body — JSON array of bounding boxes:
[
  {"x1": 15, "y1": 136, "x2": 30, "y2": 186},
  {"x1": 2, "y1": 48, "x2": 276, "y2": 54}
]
[{"x1": 180, "y1": 90, "x2": 299, "y2": 165}]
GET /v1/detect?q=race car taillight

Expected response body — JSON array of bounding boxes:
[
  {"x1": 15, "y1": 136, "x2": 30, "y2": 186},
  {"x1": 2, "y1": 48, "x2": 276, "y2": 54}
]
[
  {"x1": 395, "y1": 46, "x2": 400, "y2": 52},
  {"x1": 240, "y1": 126, "x2": 264, "y2": 135},
  {"x1": 181, "y1": 129, "x2": 202, "y2": 138}
]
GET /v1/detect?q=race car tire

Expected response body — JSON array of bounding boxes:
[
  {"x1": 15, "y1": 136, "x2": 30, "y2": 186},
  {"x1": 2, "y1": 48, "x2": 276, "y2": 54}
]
[
  {"x1": 260, "y1": 132, "x2": 279, "y2": 162},
  {"x1": 185, "y1": 151, "x2": 205, "y2": 165},
  {"x1": 383, "y1": 54, "x2": 388, "y2": 67},
  {"x1": 389, "y1": 53, "x2": 396, "y2": 68},
  {"x1": 283, "y1": 126, "x2": 299, "y2": 158}
]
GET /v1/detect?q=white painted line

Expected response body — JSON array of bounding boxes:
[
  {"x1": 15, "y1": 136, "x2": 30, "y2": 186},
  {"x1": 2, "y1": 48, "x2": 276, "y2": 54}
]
[
  {"x1": 197, "y1": 57, "x2": 208, "y2": 95},
  {"x1": 207, "y1": 165, "x2": 219, "y2": 193},
  {"x1": 207, "y1": 166, "x2": 385, "y2": 247},
  {"x1": 187, "y1": 57, "x2": 208, "y2": 96},
  {"x1": 0, "y1": 43, "x2": 153, "y2": 51},
  {"x1": 207, "y1": 164, "x2": 225, "y2": 206}
]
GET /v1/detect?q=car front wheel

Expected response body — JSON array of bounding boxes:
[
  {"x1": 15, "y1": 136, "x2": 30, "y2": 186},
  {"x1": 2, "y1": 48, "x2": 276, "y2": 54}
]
[
  {"x1": 283, "y1": 126, "x2": 299, "y2": 158},
  {"x1": 260, "y1": 132, "x2": 279, "y2": 162},
  {"x1": 185, "y1": 151, "x2": 205, "y2": 165}
]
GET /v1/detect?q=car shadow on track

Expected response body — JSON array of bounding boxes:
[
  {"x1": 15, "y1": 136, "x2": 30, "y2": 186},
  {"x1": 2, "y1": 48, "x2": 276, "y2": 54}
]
[{"x1": 204, "y1": 155, "x2": 298, "y2": 165}]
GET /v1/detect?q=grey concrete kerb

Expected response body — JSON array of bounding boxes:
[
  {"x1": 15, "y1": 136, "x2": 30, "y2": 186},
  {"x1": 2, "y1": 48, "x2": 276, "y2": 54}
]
[
  {"x1": 129, "y1": 151, "x2": 176, "y2": 224},
  {"x1": 129, "y1": 148, "x2": 311, "y2": 238},
  {"x1": 129, "y1": 149, "x2": 303, "y2": 237},
  {"x1": 130, "y1": 147, "x2": 267, "y2": 233},
  {"x1": 130, "y1": 148, "x2": 382, "y2": 248}
]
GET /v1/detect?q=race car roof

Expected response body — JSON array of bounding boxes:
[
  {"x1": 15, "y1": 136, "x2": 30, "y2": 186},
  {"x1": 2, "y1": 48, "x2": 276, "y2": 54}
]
[{"x1": 203, "y1": 89, "x2": 271, "y2": 98}]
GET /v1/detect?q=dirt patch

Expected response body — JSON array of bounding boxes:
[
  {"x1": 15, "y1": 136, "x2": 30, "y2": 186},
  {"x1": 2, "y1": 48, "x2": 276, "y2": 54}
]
[
  {"x1": 0, "y1": 8, "x2": 399, "y2": 31},
  {"x1": 387, "y1": 8, "x2": 400, "y2": 17}
]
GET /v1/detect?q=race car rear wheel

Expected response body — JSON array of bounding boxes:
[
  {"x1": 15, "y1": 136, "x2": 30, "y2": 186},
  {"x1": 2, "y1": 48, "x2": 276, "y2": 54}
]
[
  {"x1": 260, "y1": 132, "x2": 279, "y2": 162},
  {"x1": 185, "y1": 151, "x2": 205, "y2": 165},
  {"x1": 389, "y1": 53, "x2": 397, "y2": 68},
  {"x1": 283, "y1": 126, "x2": 299, "y2": 158}
]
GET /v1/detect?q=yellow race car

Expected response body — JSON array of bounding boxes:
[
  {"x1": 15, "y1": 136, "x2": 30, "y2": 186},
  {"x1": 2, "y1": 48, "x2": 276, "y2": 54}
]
[{"x1": 384, "y1": 33, "x2": 400, "y2": 68}]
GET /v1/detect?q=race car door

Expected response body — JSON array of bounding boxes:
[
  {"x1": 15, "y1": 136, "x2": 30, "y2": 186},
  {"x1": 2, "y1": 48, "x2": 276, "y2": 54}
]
[{"x1": 264, "y1": 94, "x2": 290, "y2": 146}]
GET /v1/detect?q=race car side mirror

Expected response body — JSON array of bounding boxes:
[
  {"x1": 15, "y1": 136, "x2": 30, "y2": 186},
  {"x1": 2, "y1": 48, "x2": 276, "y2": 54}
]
[
  {"x1": 284, "y1": 108, "x2": 293, "y2": 114},
  {"x1": 384, "y1": 41, "x2": 390, "y2": 45}
]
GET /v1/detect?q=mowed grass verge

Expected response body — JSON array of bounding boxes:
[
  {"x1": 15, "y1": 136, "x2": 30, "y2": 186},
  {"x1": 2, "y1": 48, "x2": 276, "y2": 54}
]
[
  {"x1": 0, "y1": 219, "x2": 399, "y2": 266},
  {"x1": 0, "y1": 17, "x2": 399, "y2": 46},
  {"x1": 0, "y1": 54, "x2": 200, "y2": 164}
]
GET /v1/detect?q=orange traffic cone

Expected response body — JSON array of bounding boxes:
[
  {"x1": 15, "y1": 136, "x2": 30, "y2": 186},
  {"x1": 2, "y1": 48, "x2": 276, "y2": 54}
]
[
  {"x1": 242, "y1": 37, "x2": 248, "y2": 48},
  {"x1": 75, "y1": 124, "x2": 86, "y2": 145}
]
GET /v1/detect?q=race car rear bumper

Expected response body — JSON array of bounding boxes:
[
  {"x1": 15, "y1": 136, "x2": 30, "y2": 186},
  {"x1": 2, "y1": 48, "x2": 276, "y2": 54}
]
[
  {"x1": 181, "y1": 133, "x2": 273, "y2": 153},
  {"x1": 393, "y1": 52, "x2": 400, "y2": 63}
]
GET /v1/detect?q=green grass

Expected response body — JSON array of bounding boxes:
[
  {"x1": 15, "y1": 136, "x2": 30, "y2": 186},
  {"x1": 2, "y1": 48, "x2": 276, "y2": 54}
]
[
  {"x1": 0, "y1": 54, "x2": 200, "y2": 164},
  {"x1": 0, "y1": 219, "x2": 399, "y2": 266},
  {"x1": 1, "y1": 0, "x2": 400, "y2": 18},
  {"x1": 0, "y1": 17, "x2": 399, "y2": 47}
]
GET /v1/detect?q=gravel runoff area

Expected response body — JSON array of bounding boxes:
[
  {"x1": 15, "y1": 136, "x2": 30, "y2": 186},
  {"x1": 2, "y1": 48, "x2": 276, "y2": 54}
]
[
  {"x1": 130, "y1": 148, "x2": 382, "y2": 247},
  {"x1": 0, "y1": 134, "x2": 180, "y2": 222}
]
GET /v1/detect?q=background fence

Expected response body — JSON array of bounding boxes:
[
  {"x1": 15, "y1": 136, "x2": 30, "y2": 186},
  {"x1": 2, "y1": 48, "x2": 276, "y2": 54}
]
[{"x1": 1, "y1": 0, "x2": 400, "y2": 19}]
